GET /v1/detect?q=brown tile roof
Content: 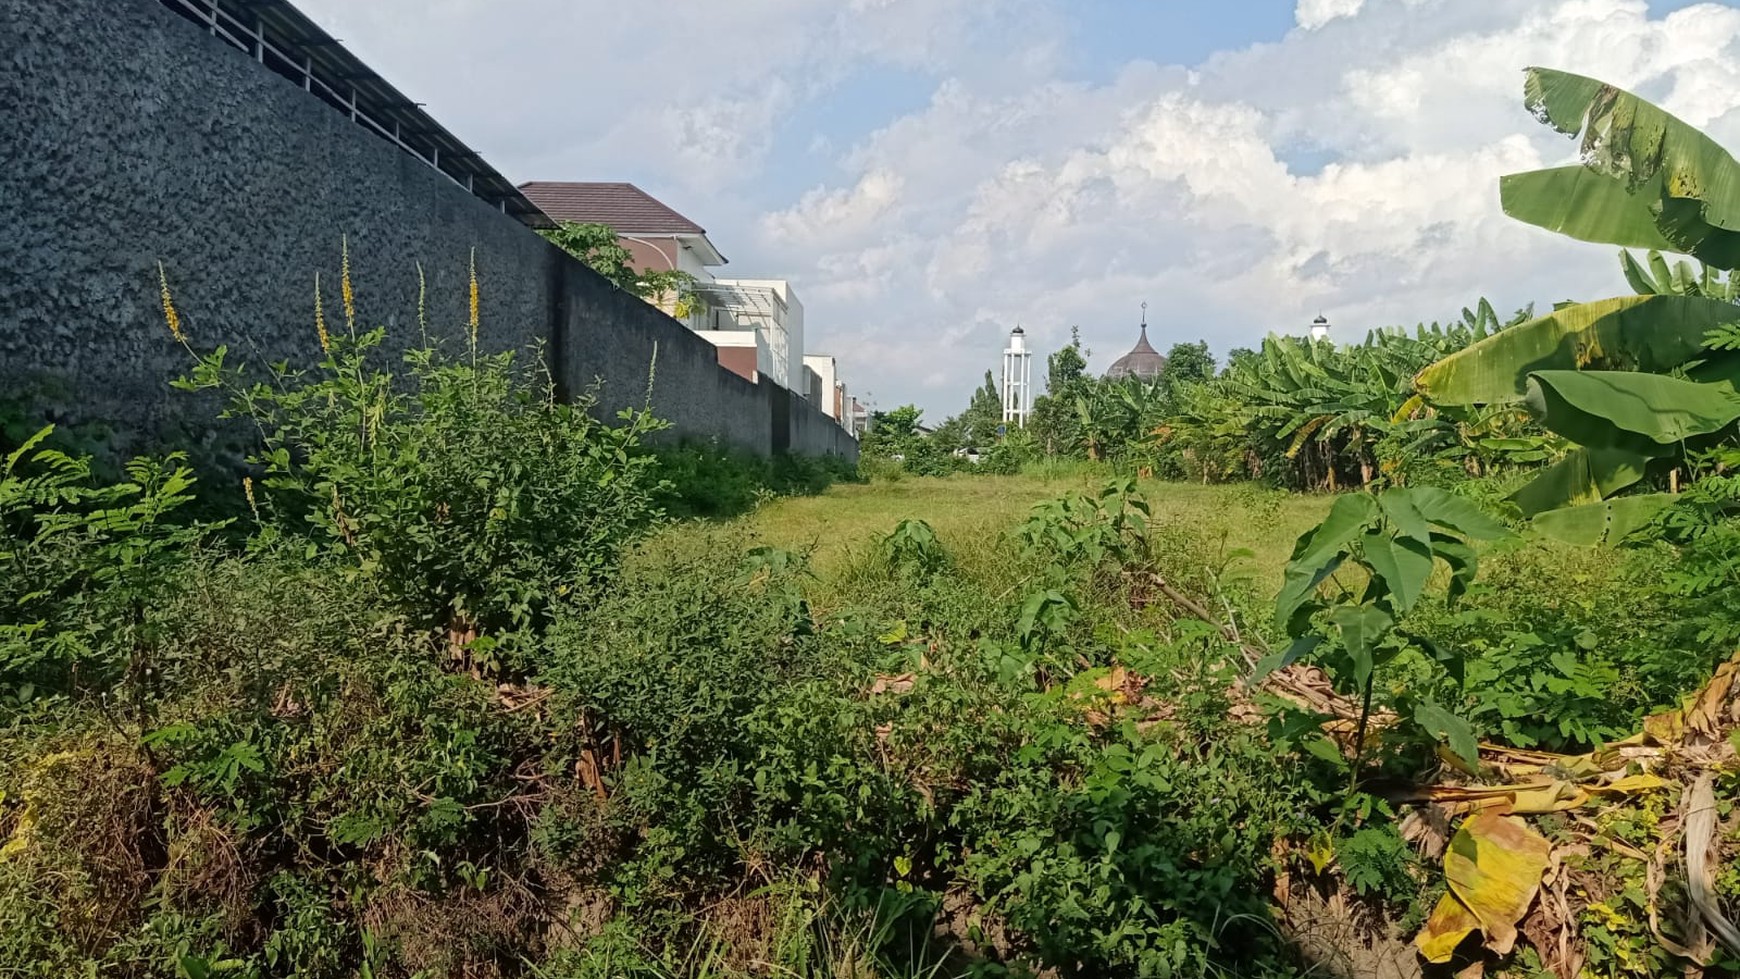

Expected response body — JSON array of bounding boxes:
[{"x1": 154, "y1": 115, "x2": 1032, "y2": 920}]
[{"x1": 517, "y1": 181, "x2": 706, "y2": 235}]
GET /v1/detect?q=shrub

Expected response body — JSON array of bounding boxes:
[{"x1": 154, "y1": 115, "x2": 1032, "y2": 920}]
[
  {"x1": 1, "y1": 427, "x2": 205, "y2": 703},
  {"x1": 536, "y1": 532, "x2": 827, "y2": 902},
  {"x1": 1409, "y1": 539, "x2": 1719, "y2": 751},
  {"x1": 179, "y1": 329, "x2": 665, "y2": 658},
  {"x1": 650, "y1": 445, "x2": 858, "y2": 519}
]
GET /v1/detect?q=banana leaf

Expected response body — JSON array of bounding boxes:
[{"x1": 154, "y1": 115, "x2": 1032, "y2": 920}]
[
  {"x1": 1413, "y1": 294, "x2": 1740, "y2": 405},
  {"x1": 1501, "y1": 166, "x2": 1678, "y2": 252},
  {"x1": 1509, "y1": 447, "x2": 1651, "y2": 517},
  {"x1": 1523, "y1": 370, "x2": 1740, "y2": 453},
  {"x1": 1531, "y1": 493, "x2": 1678, "y2": 546},
  {"x1": 1507, "y1": 67, "x2": 1740, "y2": 268}
]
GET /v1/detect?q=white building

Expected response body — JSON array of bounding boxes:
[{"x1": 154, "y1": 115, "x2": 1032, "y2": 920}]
[
  {"x1": 518, "y1": 181, "x2": 823, "y2": 400},
  {"x1": 698, "y1": 278, "x2": 805, "y2": 391},
  {"x1": 802, "y1": 354, "x2": 846, "y2": 421}
]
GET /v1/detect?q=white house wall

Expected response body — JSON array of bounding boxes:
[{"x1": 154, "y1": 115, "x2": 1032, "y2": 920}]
[{"x1": 802, "y1": 354, "x2": 840, "y2": 418}]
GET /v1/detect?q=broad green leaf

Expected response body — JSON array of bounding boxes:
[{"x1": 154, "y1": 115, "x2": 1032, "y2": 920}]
[
  {"x1": 1303, "y1": 735, "x2": 1350, "y2": 768},
  {"x1": 1414, "y1": 699, "x2": 1480, "y2": 768},
  {"x1": 1619, "y1": 249, "x2": 1660, "y2": 295},
  {"x1": 1415, "y1": 294, "x2": 1740, "y2": 406},
  {"x1": 1519, "y1": 67, "x2": 1740, "y2": 266},
  {"x1": 1361, "y1": 532, "x2": 1434, "y2": 615},
  {"x1": 1530, "y1": 493, "x2": 1678, "y2": 546},
  {"x1": 1500, "y1": 166, "x2": 1677, "y2": 252},
  {"x1": 1275, "y1": 494, "x2": 1378, "y2": 631},
  {"x1": 1409, "y1": 631, "x2": 1466, "y2": 686},
  {"x1": 1274, "y1": 556, "x2": 1340, "y2": 637},
  {"x1": 1428, "y1": 534, "x2": 1480, "y2": 605},
  {"x1": 1377, "y1": 490, "x2": 1432, "y2": 548},
  {"x1": 1523, "y1": 370, "x2": 1740, "y2": 453},
  {"x1": 1650, "y1": 251, "x2": 1676, "y2": 293},
  {"x1": 1331, "y1": 604, "x2": 1395, "y2": 688},
  {"x1": 1408, "y1": 487, "x2": 1512, "y2": 540},
  {"x1": 1509, "y1": 446, "x2": 1650, "y2": 516},
  {"x1": 1288, "y1": 493, "x2": 1379, "y2": 570},
  {"x1": 1253, "y1": 634, "x2": 1322, "y2": 679}
]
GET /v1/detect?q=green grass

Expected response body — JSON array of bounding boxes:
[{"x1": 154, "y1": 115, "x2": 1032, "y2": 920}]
[{"x1": 691, "y1": 472, "x2": 1334, "y2": 595}]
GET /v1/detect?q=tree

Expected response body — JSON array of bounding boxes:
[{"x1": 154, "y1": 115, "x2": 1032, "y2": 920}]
[
  {"x1": 862, "y1": 405, "x2": 924, "y2": 458},
  {"x1": 540, "y1": 222, "x2": 638, "y2": 291},
  {"x1": 1161, "y1": 341, "x2": 1214, "y2": 387},
  {"x1": 1047, "y1": 328, "x2": 1090, "y2": 392},
  {"x1": 961, "y1": 371, "x2": 1004, "y2": 448},
  {"x1": 1031, "y1": 329, "x2": 1092, "y2": 456},
  {"x1": 540, "y1": 221, "x2": 706, "y2": 319}
]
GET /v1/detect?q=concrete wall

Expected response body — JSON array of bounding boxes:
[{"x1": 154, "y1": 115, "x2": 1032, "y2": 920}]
[
  {"x1": 790, "y1": 394, "x2": 860, "y2": 458},
  {"x1": 0, "y1": 0, "x2": 853, "y2": 465}
]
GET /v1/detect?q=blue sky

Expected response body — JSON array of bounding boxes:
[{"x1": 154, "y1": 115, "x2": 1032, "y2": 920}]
[
  {"x1": 297, "y1": 0, "x2": 1740, "y2": 418},
  {"x1": 1064, "y1": 1, "x2": 1299, "y2": 77}
]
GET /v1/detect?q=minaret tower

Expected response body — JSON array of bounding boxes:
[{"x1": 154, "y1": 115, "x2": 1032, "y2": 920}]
[{"x1": 1001, "y1": 325, "x2": 1034, "y2": 428}]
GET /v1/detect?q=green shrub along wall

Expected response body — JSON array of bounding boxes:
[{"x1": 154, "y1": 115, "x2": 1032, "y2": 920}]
[{"x1": 0, "y1": 0, "x2": 855, "y2": 464}]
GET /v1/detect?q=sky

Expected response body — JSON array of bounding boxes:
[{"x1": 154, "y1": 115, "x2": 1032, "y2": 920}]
[{"x1": 294, "y1": 0, "x2": 1740, "y2": 418}]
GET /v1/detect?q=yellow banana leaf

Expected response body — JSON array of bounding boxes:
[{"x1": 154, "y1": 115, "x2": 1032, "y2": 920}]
[{"x1": 1416, "y1": 813, "x2": 1552, "y2": 962}]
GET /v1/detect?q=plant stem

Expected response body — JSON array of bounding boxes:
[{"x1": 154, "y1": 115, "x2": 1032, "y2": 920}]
[
  {"x1": 1331, "y1": 669, "x2": 1378, "y2": 837},
  {"x1": 1346, "y1": 670, "x2": 1376, "y2": 801}
]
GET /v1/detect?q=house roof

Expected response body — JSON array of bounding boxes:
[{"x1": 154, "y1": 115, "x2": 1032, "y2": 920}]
[
  {"x1": 517, "y1": 182, "x2": 706, "y2": 235},
  {"x1": 1105, "y1": 325, "x2": 1167, "y2": 382}
]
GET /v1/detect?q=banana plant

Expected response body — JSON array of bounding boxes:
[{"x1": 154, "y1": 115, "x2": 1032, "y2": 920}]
[
  {"x1": 1074, "y1": 378, "x2": 1165, "y2": 461},
  {"x1": 1621, "y1": 249, "x2": 1740, "y2": 301},
  {"x1": 1417, "y1": 68, "x2": 1740, "y2": 543}
]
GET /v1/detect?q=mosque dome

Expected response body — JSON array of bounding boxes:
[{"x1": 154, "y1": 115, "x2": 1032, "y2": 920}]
[{"x1": 1105, "y1": 323, "x2": 1165, "y2": 382}]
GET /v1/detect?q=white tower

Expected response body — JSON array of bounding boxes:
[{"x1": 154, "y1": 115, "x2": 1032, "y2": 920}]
[
  {"x1": 1001, "y1": 325, "x2": 1034, "y2": 428},
  {"x1": 1310, "y1": 314, "x2": 1331, "y2": 341}
]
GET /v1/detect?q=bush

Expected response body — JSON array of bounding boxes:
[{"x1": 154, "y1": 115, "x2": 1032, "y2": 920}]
[
  {"x1": 1406, "y1": 540, "x2": 1718, "y2": 751},
  {"x1": 1, "y1": 428, "x2": 205, "y2": 703},
  {"x1": 179, "y1": 330, "x2": 665, "y2": 658},
  {"x1": 650, "y1": 445, "x2": 858, "y2": 519},
  {"x1": 537, "y1": 533, "x2": 829, "y2": 902}
]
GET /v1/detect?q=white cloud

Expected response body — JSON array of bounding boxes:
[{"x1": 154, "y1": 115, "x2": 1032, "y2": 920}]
[
  {"x1": 1296, "y1": 0, "x2": 1366, "y2": 30},
  {"x1": 762, "y1": 170, "x2": 905, "y2": 246}
]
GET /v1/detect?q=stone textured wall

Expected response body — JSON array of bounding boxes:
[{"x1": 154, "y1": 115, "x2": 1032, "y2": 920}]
[
  {"x1": 0, "y1": 0, "x2": 854, "y2": 465},
  {"x1": 789, "y1": 395, "x2": 861, "y2": 459}
]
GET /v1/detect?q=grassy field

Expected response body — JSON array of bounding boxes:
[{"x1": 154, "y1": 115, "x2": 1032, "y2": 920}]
[{"x1": 712, "y1": 471, "x2": 1335, "y2": 595}]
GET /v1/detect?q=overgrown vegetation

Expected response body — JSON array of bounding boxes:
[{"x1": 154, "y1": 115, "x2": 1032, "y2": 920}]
[{"x1": 15, "y1": 62, "x2": 1740, "y2": 979}]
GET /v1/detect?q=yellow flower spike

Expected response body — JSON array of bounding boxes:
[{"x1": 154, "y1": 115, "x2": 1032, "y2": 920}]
[
  {"x1": 416, "y1": 260, "x2": 428, "y2": 341},
  {"x1": 314, "y1": 271, "x2": 329, "y2": 353},
  {"x1": 341, "y1": 235, "x2": 356, "y2": 333},
  {"x1": 468, "y1": 247, "x2": 480, "y2": 349},
  {"x1": 243, "y1": 476, "x2": 258, "y2": 520},
  {"x1": 157, "y1": 262, "x2": 185, "y2": 343}
]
